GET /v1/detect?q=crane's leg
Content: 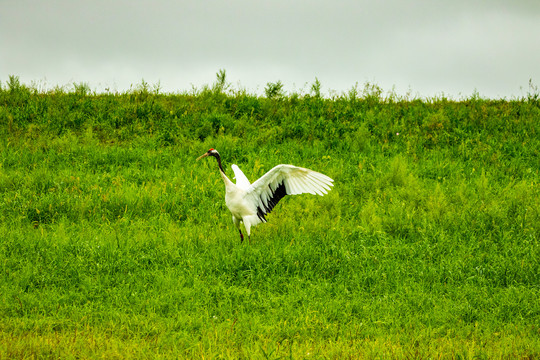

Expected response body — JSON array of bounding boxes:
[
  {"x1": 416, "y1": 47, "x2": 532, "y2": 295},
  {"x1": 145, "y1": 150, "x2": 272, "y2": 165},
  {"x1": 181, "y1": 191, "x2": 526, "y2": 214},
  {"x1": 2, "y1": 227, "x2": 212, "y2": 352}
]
[
  {"x1": 232, "y1": 215, "x2": 244, "y2": 242},
  {"x1": 244, "y1": 221, "x2": 252, "y2": 243}
]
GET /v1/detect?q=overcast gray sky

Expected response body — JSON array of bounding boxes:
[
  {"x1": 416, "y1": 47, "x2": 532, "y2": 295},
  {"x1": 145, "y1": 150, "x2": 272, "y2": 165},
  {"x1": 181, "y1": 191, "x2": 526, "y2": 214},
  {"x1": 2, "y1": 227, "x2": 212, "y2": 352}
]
[{"x1": 2, "y1": 0, "x2": 539, "y2": 99}]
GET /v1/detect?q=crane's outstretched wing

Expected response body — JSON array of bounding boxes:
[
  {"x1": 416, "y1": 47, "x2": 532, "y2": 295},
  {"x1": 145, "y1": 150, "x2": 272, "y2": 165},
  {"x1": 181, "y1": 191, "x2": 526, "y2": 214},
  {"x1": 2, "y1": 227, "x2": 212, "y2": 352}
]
[
  {"x1": 245, "y1": 164, "x2": 333, "y2": 222},
  {"x1": 231, "y1": 164, "x2": 251, "y2": 190}
]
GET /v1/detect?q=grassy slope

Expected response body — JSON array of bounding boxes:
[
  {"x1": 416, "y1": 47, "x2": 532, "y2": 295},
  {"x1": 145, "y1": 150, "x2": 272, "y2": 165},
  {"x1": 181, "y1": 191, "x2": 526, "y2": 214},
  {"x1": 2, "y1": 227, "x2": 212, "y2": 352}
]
[{"x1": 0, "y1": 77, "x2": 539, "y2": 358}]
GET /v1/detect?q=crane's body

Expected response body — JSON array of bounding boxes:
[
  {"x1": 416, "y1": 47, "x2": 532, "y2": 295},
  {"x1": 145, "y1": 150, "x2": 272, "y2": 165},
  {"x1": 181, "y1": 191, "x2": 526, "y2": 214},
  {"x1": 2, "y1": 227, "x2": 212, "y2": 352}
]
[{"x1": 197, "y1": 148, "x2": 334, "y2": 241}]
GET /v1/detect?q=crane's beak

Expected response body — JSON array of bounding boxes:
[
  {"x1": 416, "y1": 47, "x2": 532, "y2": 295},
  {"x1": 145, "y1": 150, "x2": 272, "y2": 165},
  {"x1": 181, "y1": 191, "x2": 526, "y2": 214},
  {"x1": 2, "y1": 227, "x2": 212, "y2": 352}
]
[{"x1": 196, "y1": 152, "x2": 209, "y2": 161}]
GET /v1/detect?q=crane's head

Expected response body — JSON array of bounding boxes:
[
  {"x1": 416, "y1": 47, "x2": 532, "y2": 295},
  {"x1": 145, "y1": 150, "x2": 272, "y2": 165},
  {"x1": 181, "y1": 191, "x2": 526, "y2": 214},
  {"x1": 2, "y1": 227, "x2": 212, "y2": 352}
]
[
  {"x1": 196, "y1": 148, "x2": 220, "y2": 161},
  {"x1": 197, "y1": 148, "x2": 225, "y2": 173}
]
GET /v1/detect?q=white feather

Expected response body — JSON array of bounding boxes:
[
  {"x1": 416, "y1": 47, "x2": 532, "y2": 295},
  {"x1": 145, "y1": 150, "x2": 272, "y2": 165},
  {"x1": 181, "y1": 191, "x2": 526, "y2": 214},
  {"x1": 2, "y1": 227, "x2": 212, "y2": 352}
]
[
  {"x1": 231, "y1": 164, "x2": 251, "y2": 190},
  {"x1": 307, "y1": 173, "x2": 328, "y2": 194},
  {"x1": 287, "y1": 177, "x2": 299, "y2": 195},
  {"x1": 246, "y1": 164, "x2": 333, "y2": 200}
]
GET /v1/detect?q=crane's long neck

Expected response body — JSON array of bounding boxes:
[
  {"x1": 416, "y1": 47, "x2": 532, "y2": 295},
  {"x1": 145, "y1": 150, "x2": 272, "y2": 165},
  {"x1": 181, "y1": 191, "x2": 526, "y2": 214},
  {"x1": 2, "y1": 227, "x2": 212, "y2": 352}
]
[
  {"x1": 213, "y1": 154, "x2": 233, "y2": 186},
  {"x1": 214, "y1": 153, "x2": 225, "y2": 173}
]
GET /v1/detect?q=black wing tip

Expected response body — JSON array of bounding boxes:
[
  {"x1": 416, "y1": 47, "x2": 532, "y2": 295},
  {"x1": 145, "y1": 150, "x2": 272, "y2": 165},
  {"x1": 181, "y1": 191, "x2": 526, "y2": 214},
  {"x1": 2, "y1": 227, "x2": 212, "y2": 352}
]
[
  {"x1": 257, "y1": 208, "x2": 267, "y2": 222},
  {"x1": 256, "y1": 182, "x2": 287, "y2": 221}
]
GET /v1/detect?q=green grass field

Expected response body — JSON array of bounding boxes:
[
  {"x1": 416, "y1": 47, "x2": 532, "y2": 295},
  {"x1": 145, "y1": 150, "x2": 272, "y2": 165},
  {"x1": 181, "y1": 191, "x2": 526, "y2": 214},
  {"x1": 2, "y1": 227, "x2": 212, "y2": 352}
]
[{"x1": 1, "y1": 74, "x2": 539, "y2": 358}]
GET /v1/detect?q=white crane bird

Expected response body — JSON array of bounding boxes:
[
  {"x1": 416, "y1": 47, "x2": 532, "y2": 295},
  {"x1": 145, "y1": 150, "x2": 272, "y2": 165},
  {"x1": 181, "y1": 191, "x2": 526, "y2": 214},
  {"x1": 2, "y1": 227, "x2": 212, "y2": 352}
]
[{"x1": 196, "y1": 148, "x2": 334, "y2": 242}]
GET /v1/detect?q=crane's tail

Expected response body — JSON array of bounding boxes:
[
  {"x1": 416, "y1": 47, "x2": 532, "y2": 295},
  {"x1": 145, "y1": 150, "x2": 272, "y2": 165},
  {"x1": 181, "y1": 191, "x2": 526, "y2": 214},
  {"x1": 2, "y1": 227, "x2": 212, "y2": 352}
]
[{"x1": 242, "y1": 215, "x2": 264, "y2": 237}]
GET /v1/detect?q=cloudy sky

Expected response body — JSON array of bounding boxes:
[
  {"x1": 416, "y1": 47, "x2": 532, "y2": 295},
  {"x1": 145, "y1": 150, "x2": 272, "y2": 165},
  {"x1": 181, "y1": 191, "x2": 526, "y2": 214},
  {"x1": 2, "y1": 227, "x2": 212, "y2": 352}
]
[{"x1": 2, "y1": 0, "x2": 539, "y2": 99}]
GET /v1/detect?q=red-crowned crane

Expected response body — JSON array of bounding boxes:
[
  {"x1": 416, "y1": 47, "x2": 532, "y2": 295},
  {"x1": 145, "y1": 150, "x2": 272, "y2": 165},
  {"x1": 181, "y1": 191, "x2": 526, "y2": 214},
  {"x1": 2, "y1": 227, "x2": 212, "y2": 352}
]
[{"x1": 196, "y1": 148, "x2": 334, "y2": 242}]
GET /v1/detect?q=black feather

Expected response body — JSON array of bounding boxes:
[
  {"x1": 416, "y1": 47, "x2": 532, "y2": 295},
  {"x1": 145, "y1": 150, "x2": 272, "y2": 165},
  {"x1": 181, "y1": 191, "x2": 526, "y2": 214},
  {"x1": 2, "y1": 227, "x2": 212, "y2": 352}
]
[{"x1": 256, "y1": 182, "x2": 287, "y2": 222}]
